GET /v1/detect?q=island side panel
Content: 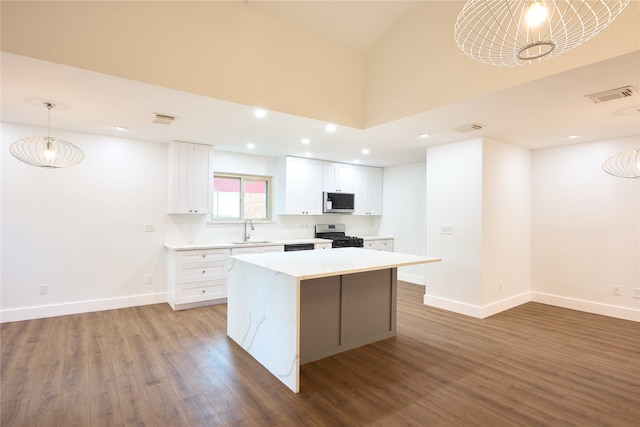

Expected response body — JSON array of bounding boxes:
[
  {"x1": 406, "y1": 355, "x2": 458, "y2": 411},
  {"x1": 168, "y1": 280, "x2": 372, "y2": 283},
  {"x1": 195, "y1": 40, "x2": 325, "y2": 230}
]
[
  {"x1": 300, "y1": 276, "x2": 342, "y2": 364},
  {"x1": 341, "y1": 268, "x2": 397, "y2": 349},
  {"x1": 227, "y1": 259, "x2": 300, "y2": 393},
  {"x1": 299, "y1": 268, "x2": 397, "y2": 365}
]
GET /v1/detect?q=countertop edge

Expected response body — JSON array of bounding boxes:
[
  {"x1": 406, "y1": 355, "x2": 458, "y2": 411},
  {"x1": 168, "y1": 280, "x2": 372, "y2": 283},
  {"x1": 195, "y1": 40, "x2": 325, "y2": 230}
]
[
  {"x1": 229, "y1": 248, "x2": 441, "y2": 280},
  {"x1": 295, "y1": 258, "x2": 441, "y2": 280}
]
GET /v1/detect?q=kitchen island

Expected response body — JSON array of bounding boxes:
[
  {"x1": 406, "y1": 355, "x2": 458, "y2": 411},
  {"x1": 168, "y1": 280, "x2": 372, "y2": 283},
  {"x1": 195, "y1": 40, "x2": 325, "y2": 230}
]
[{"x1": 227, "y1": 247, "x2": 441, "y2": 392}]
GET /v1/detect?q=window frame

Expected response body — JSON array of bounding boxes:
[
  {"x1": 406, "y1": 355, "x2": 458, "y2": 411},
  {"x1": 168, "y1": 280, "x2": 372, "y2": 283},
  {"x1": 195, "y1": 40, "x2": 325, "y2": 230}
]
[{"x1": 211, "y1": 173, "x2": 272, "y2": 222}]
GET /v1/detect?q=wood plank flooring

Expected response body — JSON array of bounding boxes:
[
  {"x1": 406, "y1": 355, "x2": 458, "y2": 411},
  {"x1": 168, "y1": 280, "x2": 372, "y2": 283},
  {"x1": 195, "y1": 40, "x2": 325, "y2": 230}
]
[{"x1": 1, "y1": 282, "x2": 639, "y2": 426}]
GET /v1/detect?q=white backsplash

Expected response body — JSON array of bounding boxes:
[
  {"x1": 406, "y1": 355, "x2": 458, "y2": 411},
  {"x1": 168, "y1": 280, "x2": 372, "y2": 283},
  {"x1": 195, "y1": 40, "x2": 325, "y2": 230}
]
[{"x1": 164, "y1": 213, "x2": 384, "y2": 245}]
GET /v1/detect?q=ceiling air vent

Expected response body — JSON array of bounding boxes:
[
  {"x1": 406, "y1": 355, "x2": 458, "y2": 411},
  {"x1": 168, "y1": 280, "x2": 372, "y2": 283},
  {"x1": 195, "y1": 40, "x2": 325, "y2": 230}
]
[
  {"x1": 452, "y1": 123, "x2": 485, "y2": 133},
  {"x1": 149, "y1": 112, "x2": 176, "y2": 125},
  {"x1": 585, "y1": 86, "x2": 635, "y2": 103}
]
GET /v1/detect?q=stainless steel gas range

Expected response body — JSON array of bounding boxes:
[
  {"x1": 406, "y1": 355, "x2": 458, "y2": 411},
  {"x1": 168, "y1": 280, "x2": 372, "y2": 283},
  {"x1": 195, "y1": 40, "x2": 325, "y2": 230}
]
[{"x1": 315, "y1": 224, "x2": 364, "y2": 248}]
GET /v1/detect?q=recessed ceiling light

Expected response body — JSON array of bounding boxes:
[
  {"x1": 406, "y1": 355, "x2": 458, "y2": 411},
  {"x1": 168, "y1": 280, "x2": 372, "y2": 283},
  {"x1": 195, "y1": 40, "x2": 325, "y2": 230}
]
[
  {"x1": 361, "y1": 148, "x2": 370, "y2": 155},
  {"x1": 568, "y1": 135, "x2": 579, "y2": 139},
  {"x1": 114, "y1": 126, "x2": 127, "y2": 131},
  {"x1": 301, "y1": 138, "x2": 310, "y2": 145},
  {"x1": 304, "y1": 152, "x2": 311, "y2": 157},
  {"x1": 326, "y1": 124, "x2": 337, "y2": 132},
  {"x1": 246, "y1": 143, "x2": 255, "y2": 149},
  {"x1": 254, "y1": 109, "x2": 266, "y2": 118},
  {"x1": 353, "y1": 159, "x2": 360, "y2": 164},
  {"x1": 420, "y1": 133, "x2": 429, "y2": 138}
]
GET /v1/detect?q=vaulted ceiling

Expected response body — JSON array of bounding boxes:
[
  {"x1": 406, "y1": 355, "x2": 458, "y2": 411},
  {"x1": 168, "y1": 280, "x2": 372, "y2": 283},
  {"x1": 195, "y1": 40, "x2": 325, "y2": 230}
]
[{"x1": 2, "y1": 1, "x2": 638, "y2": 166}]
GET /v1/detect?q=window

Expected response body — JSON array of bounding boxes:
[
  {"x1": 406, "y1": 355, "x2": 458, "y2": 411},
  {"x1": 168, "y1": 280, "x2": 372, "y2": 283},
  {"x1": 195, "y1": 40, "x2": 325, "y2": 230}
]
[{"x1": 212, "y1": 174, "x2": 271, "y2": 221}]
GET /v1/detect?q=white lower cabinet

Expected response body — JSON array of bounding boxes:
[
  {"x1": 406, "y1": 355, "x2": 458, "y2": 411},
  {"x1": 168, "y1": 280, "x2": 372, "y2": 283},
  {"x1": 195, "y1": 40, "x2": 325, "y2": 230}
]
[
  {"x1": 230, "y1": 245, "x2": 284, "y2": 255},
  {"x1": 364, "y1": 239, "x2": 394, "y2": 252},
  {"x1": 259, "y1": 245, "x2": 285, "y2": 253},
  {"x1": 167, "y1": 248, "x2": 230, "y2": 310},
  {"x1": 314, "y1": 242, "x2": 333, "y2": 250}
]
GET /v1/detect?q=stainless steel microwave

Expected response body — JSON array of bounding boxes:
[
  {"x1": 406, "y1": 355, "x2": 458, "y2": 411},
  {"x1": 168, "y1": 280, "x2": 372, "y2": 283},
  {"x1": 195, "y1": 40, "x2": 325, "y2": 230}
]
[{"x1": 323, "y1": 192, "x2": 354, "y2": 213}]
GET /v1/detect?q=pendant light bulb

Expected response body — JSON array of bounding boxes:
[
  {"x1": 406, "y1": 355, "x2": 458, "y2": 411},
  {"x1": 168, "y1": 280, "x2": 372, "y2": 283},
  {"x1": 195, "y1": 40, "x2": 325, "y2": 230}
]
[
  {"x1": 526, "y1": 2, "x2": 547, "y2": 27},
  {"x1": 43, "y1": 138, "x2": 56, "y2": 159}
]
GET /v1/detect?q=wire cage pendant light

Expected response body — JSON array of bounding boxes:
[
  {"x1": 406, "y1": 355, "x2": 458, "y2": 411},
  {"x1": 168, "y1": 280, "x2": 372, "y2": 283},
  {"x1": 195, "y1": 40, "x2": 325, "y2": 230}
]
[
  {"x1": 602, "y1": 148, "x2": 640, "y2": 178},
  {"x1": 454, "y1": 0, "x2": 631, "y2": 67},
  {"x1": 9, "y1": 102, "x2": 85, "y2": 168}
]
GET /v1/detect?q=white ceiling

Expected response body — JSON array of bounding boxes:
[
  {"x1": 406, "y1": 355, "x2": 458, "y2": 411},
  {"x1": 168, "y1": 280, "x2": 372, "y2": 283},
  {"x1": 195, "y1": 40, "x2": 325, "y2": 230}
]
[
  {"x1": 246, "y1": 0, "x2": 423, "y2": 52},
  {"x1": 1, "y1": 2, "x2": 639, "y2": 168}
]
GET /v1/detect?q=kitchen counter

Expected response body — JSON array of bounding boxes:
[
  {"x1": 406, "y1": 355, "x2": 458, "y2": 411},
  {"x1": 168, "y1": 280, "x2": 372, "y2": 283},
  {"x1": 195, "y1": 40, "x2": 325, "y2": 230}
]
[
  {"x1": 164, "y1": 238, "x2": 332, "y2": 250},
  {"x1": 227, "y1": 248, "x2": 440, "y2": 392},
  {"x1": 361, "y1": 235, "x2": 394, "y2": 240}
]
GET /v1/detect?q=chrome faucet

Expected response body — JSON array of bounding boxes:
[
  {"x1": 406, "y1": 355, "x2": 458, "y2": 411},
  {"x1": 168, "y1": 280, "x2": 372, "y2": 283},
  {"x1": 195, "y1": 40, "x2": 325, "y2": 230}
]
[{"x1": 243, "y1": 218, "x2": 254, "y2": 241}]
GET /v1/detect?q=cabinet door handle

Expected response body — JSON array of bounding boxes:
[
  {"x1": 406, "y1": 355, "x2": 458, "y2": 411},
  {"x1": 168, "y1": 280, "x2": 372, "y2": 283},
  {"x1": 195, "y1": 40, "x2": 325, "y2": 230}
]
[
  {"x1": 202, "y1": 290, "x2": 206, "y2": 294},
  {"x1": 202, "y1": 270, "x2": 206, "y2": 274},
  {"x1": 202, "y1": 254, "x2": 206, "y2": 258}
]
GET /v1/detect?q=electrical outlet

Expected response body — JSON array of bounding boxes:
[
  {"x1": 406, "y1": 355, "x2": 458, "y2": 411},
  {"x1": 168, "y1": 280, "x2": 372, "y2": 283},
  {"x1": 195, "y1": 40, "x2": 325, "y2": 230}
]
[
  {"x1": 611, "y1": 287, "x2": 621, "y2": 296},
  {"x1": 144, "y1": 274, "x2": 152, "y2": 285},
  {"x1": 633, "y1": 288, "x2": 640, "y2": 299},
  {"x1": 38, "y1": 284, "x2": 48, "y2": 295},
  {"x1": 145, "y1": 223, "x2": 155, "y2": 232}
]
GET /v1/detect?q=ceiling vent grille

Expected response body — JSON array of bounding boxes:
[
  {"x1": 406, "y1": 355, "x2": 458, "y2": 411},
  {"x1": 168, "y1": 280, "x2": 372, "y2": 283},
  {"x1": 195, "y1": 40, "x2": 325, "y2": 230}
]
[
  {"x1": 150, "y1": 113, "x2": 176, "y2": 125},
  {"x1": 452, "y1": 123, "x2": 485, "y2": 133},
  {"x1": 585, "y1": 86, "x2": 635, "y2": 103}
]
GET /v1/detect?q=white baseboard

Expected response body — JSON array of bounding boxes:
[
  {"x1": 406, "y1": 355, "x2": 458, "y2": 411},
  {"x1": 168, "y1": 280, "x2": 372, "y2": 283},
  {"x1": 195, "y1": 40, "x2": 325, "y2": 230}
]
[
  {"x1": 424, "y1": 292, "x2": 531, "y2": 319},
  {"x1": 398, "y1": 272, "x2": 424, "y2": 286},
  {"x1": 424, "y1": 291, "x2": 640, "y2": 322},
  {"x1": 0, "y1": 292, "x2": 167, "y2": 323},
  {"x1": 531, "y1": 292, "x2": 640, "y2": 322}
]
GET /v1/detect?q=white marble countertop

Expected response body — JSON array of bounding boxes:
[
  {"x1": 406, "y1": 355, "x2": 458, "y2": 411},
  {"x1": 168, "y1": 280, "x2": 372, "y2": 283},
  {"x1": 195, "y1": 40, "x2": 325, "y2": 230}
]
[
  {"x1": 230, "y1": 247, "x2": 440, "y2": 280},
  {"x1": 164, "y1": 238, "x2": 332, "y2": 250},
  {"x1": 165, "y1": 236, "x2": 393, "y2": 250}
]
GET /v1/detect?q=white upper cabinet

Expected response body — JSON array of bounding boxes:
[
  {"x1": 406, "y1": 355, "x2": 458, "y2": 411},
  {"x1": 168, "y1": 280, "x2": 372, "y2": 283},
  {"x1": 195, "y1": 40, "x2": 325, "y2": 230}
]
[
  {"x1": 168, "y1": 141, "x2": 213, "y2": 214},
  {"x1": 353, "y1": 165, "x2": 383, "y2": 215},
  {"x1": 281, "y1": 156, "x2": 323, "y2": 215},
  {"x1": 322, "y1": 162, "x2": 354, "y2": 192}
]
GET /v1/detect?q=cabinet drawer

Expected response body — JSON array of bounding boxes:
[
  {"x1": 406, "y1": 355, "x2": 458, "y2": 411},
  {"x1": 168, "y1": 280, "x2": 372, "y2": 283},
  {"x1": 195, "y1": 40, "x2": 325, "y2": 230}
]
[
  {"x1": 176, "y1": 279, "x2": 226, "y2": 304},
  {"x1": 177, "y1": 249, "x2": 229, "y2": 266},
  {"x1": 177, "y1": 264, "x2": 226, "y2": 283},
  {"x1": 377, "y1": 240, "x2": 393, "y2": 251}
]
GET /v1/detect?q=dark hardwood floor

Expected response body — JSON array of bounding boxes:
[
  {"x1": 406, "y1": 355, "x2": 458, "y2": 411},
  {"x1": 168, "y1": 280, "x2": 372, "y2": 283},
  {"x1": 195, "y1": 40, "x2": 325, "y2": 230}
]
[{"x1": 1, "y1": 282, "x2": 638, "y2": 426}]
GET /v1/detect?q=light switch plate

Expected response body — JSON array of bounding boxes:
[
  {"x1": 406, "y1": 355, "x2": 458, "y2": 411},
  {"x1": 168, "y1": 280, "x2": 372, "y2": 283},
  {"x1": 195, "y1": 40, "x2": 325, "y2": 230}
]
[{"x1": 441, "y1": 225, "x2": 453, "y2": 235}]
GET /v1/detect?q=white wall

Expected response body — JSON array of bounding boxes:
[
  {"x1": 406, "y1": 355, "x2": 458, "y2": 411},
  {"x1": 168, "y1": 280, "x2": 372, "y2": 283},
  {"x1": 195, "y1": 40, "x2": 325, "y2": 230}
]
[
  {"x1": 424, "y1": 138, "x2": 532, "y2": 318},
  {"x1": 481, "y1": 139, "x2": 531, "y2": 307},
  {"x1": 1, "y1": 126, "x2": 384, "y2": 321},
  {"x1": 1, "y1": 123, "x2": 168, "y2": 321},
  {"x1": 382, "y1": 161, "x2": 427, "y2": 284},
  {"x1": 531, "y1": 137, "x2": 640, "y2": 320},
  {"x1": 425, "y1": 139, "x2": 484, "y2": 309}
]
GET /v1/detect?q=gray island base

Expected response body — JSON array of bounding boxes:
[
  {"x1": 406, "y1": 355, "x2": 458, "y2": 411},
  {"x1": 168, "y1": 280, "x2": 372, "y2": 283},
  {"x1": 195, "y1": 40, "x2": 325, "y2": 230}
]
[{"x1": 226, "y1": 247, "x2": 441, "y2": 393}]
